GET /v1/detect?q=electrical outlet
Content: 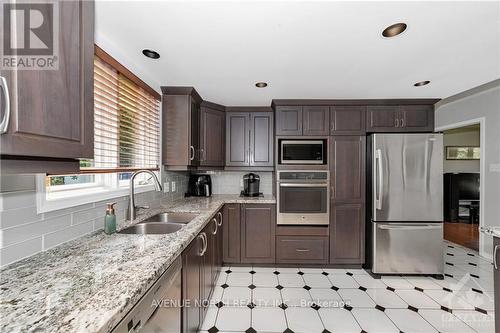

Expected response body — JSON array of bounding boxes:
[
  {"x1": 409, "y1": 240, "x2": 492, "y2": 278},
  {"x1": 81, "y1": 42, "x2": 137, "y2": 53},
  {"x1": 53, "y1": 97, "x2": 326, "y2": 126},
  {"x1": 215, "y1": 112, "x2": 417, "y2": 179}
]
[
  {"x1": 163, "y1": 182, "x2": 169, "y2": 193},
  {"x1": 490, "y1": 164, "x2": 500, "y2": 172},
  {"x1": 171, "y1": 181, "x2": 176, "y2": 192}
]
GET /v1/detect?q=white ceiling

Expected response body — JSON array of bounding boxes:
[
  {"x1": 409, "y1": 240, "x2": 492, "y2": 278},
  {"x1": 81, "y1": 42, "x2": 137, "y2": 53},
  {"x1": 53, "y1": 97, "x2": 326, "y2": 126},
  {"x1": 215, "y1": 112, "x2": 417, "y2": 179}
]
[{"x1": 95, "y1": 1, "x2": 500, "y2": 106}]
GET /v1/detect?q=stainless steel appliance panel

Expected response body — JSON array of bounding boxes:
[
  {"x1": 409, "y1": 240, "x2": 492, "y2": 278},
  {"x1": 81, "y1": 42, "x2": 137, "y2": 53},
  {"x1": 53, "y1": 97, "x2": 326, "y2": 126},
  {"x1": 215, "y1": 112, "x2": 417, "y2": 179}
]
[
  {"x1": 372, "y1": 134, "x2": 443, "y2": 222},
  {"x1": 373, "y1": 222, "x2": 443, "y2": 274},
  {"x1": 277, "y1": 171, "x2": 330, "y2": 225},
  {"x1": 112, "y1": 257, "x2": 182, "y2": 333},
  {"x1": 280, "y1": 140, "x2": 325, "y2": 164}
]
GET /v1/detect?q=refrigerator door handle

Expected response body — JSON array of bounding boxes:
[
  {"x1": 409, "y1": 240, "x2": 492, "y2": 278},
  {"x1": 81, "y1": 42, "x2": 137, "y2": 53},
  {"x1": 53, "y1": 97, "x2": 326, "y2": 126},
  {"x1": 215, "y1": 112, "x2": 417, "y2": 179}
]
[
  {"x1": 377, "y1": 224, "x2": 442, "y2": 230},
  {"x1": 375, "y1": 149, "x2": 383, "y2": 210}
]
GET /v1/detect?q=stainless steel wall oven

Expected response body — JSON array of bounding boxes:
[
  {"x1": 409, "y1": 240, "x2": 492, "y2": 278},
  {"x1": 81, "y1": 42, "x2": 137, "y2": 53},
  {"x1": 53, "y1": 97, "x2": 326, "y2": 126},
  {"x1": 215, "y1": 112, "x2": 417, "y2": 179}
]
[{"x1": 277, "y1": 170, "x2": 330, "y2": 225}]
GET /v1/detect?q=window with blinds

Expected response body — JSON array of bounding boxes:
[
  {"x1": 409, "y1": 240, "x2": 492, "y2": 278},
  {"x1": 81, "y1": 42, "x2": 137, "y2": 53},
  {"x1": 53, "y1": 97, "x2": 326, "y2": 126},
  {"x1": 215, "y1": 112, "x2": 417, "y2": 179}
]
[
  {"x1": 44, "y1": 49, "x2": 161, "y2": 197},
  {"x1": 90, "y1": 56, "x2": 160, "y2": 171}
]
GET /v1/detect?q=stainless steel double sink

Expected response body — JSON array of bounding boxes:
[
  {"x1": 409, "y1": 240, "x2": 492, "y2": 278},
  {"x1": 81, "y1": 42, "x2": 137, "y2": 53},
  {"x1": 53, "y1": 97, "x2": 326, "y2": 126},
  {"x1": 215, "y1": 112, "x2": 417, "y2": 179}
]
[{"x1": 119, "y1": 212, "x2": 198, "y2": 235}]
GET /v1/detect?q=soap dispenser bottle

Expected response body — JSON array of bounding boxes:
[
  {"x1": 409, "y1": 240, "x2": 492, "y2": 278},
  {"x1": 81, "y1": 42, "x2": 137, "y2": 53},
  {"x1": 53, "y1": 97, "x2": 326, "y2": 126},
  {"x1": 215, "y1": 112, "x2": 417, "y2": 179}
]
[{"x1": 104, "y1": 203, "x2": 117, "y2": 235}]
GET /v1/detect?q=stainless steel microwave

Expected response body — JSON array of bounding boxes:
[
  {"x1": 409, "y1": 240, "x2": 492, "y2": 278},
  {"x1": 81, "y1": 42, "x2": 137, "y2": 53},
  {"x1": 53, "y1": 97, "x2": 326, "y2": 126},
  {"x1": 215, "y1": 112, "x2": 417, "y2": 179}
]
[{"x1": 279, "y1": 139, "x2": 326, "y2": 165}]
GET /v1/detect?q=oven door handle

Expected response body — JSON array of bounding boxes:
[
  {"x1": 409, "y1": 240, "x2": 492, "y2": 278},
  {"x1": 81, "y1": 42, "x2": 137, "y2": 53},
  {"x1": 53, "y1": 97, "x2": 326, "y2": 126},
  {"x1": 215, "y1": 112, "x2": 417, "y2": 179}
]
[
  {"x1": 377, "y1": 224, "x2": 441, "y2": 230},
  {"x1": 279, "y1": 183, "x2": 328, "y2": 187}
]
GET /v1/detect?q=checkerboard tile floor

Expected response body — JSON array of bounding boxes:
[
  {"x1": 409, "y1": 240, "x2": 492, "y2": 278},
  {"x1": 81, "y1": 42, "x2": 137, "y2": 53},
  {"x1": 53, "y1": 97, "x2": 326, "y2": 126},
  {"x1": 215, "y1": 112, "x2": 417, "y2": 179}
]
[{"x1": 199, "y1": 241, "x2": 495, "y2": 333}]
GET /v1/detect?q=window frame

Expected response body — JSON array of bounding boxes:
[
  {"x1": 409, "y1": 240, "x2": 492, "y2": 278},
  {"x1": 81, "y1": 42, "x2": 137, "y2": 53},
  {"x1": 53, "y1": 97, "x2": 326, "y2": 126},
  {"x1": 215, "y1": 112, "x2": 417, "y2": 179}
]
[{"x1": 36, "y1": 173, "x2": 158, "y2": 214}]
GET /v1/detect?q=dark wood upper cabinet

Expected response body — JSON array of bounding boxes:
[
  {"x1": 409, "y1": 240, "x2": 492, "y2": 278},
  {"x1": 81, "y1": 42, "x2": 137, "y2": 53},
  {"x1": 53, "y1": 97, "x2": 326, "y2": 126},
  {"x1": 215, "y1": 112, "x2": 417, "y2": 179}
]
[
  {"x1": 241, "y1": 204, "x2": 275, "y2": 264},
  {"x1": 200, "y1": 104, "x2": 225, "y2": 167},
  {"x1": 225, "y1": 112, "x2": 250, "y2": 167},
  {"x1": 366, "y1": 104, "x2": 434, "y2": 133},
  {"x1": 400, "y1": 105, "x2": 434, "y2": 132},
  {"x1": 330, "y1": 106, "x2": 366, "y2": 135},
  {"x1": 190, "y1": 100, "x2": 201, "y2": 167},
  {"x1": 330, "y1": 203, "x2": 365, "y2": 264},
  {"x1": 303, "y1": 106, "x2": 330, "y2": 136},
  {"x1": 366, "y1": 105, "x2": 400, "y2": 132},
  {"x1": 275, "y1": 106, "x2": 303, "y2": 135},
  {"x1": 0, "y1": 0, "x2": 94, "y2": 161},
  {"x1": 226, "y1": 110, "x2": 273, "y2": 168},
  {"x1": 250, "y1": 112, "x2": 274, "y2": 167},
  {"x1": 222, "y1": 203, "x2": 241, "y2": 264},
  {"x1": 162, "y1": 87, "x2": 202, "y2": 169},
  {"x1": 330, "y1": 136, "x2": 366, "y2": 202}
]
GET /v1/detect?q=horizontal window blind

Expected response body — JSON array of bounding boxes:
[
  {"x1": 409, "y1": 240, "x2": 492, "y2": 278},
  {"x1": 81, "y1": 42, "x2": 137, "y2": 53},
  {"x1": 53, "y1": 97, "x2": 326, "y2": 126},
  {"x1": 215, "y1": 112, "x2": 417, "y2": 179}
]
[{"x1": 84, "y1": 56, "x2": 160, "y2": 172}]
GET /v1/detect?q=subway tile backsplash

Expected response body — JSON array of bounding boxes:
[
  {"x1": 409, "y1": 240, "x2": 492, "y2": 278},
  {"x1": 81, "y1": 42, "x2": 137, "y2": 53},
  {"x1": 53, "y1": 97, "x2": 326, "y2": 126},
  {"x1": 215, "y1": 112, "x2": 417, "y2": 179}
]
[
  {"x1": 0, "y1": 170, "x2": 273, "y2": 267},
  {"x1": 0, "y1": 171, "x2": 188, "y2": 267},
  {"x1": 209, "y1": 171, "x2": 273, "y2": 195}
]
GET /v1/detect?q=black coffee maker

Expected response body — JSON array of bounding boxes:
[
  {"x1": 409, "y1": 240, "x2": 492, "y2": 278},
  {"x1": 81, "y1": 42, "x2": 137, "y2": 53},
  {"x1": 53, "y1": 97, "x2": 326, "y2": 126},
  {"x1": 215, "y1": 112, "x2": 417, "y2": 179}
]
[
  {"x1": 241, "y1": 173, "x2": 261, "y2": 197},
  {"x1": 187, "y1": 174, "x2": 212, "y2": 197}
]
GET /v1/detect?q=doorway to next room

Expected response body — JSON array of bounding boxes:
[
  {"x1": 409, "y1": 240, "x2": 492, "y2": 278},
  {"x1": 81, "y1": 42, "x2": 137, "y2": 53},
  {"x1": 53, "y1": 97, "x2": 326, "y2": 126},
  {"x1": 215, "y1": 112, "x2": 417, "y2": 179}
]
[{"x1": 443, "y1": 124, "x2": 481, "y2": 251}]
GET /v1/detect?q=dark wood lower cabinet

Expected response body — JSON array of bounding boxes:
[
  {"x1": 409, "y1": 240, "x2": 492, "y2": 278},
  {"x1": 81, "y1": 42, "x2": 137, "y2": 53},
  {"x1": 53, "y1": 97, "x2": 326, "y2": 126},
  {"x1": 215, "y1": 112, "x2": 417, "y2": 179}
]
[
  {"x1": 214, "y1": 211, "x2": 223, "y2": 278},
  {"x1": 330, "y1": 203, "x2": 365, "y2": 264},
  {"x1": 182, "y1": 209, "x2": 224, "y2": 333},
  {"x1": 222, "y1": 204, "x2": 241, "y2": 263},
  {"x1": 241, "y1": 204, "x2": 276, "y2": 264},
  {"x1": 182, "y1": 234, "x2": 203, "y2": 333},
  {"x1": 201, "y1": 221, "x2": 216, "y2": 318},
  {"x1": 276, "y1": 236, "x2": 329, "y2": 264},
  {"x1": 494, "y1": 236, "x2": 500, "y2": 333}
]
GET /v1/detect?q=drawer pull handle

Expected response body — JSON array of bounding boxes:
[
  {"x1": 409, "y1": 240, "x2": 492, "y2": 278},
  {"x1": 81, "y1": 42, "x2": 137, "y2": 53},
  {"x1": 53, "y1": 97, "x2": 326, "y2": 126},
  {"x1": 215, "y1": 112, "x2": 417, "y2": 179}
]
[{"x1": 295, "y1": 249, "x2": 310, "y2": 252}]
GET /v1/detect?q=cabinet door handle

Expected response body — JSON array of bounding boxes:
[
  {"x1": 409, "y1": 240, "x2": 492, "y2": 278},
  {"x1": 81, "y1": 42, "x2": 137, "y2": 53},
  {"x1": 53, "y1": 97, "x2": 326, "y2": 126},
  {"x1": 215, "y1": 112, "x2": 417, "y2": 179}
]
[
  {"x1": 394, "y1": 118, "x2": 399, "y2": 128},
  {"x1": 197, "y1": 234, "x2": 205, "y2": 256},
  {"x1": 400, "y1": 119, "x2": 404, "y2": 127},
  {"x1": 495, "y1": 245, "x2": 499, "y2": 270},
  {"x1": 217, "y1": 212, "x2": 223, "y2": 226},
  {"x1": 212, "y1": 218, "x2": 218, "y2": 235},
  {"x1": 295, "y1": 249, "x2": 310, "y2": 252},
  {"x1": 202, "y1": 233, "x2": 208, "y2": 255},
  {"x1": 0, "y1": 76, "x2": 10, "y2": 134},
  {"x1": 189, "y1": 146, "x2": 195, "y2": 161}
]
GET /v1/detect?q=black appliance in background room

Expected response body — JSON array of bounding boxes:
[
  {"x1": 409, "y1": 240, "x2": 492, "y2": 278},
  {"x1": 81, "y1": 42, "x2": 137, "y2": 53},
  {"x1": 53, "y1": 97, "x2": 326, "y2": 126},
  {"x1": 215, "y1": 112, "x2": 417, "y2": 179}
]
[
  {"x1": 241, "y1": 173, "x2": 262, "y2": 197},
  {"x1": 444, "y1": 173, "x2": 480, "y2": 224},
  {"x1": 186, "y1": 174, "x2": 212, "y2": 197}
]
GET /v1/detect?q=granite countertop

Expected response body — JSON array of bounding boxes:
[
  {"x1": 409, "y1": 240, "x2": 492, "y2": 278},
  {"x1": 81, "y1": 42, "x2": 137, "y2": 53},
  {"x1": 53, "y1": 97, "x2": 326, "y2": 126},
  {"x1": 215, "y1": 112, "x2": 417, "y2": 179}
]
[
  {"x1": 480, "y1": 225, "x2": 500, "y2": 238},
  {"x1": 0, "y1": 195, "x2": 275, "y2": 333}
]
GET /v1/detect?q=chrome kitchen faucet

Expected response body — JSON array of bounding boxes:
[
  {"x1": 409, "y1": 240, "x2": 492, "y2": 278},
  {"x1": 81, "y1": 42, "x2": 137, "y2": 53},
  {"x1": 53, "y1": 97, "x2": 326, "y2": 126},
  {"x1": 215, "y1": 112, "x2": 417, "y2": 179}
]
[{"x1": 128, "y1": 170, "x2": 162, "y2": 220}]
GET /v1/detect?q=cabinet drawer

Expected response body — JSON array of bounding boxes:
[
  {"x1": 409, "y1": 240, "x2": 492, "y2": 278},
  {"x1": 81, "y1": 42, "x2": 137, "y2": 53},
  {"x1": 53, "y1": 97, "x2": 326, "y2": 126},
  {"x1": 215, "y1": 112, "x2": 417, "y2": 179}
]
[{"x1": 276, "y1": 236, "x2": 329, "y2": 264}]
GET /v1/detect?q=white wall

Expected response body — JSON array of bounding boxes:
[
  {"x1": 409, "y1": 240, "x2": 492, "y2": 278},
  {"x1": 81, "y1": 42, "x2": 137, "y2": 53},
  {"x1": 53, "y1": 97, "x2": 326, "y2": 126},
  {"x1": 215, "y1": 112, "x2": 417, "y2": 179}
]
[
  {"x1": 435, "y1": 80, "x2": 500, "y2": 258},
  {"x1": 443, "y1": 128, "x2": 480, "y2": 173}
]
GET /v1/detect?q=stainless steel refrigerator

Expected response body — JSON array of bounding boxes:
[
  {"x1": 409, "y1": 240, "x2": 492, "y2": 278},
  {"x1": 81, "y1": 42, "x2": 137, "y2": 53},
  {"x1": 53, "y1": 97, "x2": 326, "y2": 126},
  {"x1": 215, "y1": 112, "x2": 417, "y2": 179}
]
[{"x1": 366, "y1": 133, "x2": 444, "y2": 275}]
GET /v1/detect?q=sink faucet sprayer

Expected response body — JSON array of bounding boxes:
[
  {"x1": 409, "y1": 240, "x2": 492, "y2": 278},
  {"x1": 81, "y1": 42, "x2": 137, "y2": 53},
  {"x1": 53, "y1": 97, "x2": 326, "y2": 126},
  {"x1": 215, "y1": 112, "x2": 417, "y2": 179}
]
[{"x1": 129, "y1": 170, "x2": 162, "y2": 220}]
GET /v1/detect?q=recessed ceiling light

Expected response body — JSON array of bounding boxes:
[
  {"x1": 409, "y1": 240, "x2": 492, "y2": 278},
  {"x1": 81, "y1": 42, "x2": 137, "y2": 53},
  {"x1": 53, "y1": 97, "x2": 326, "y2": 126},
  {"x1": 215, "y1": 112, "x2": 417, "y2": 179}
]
[
  {"x1": 382, "y1": 23, "x2": 407, "y2": 38},
  {"x1": 255, "y1": 82, "x2": 268, "y2": 88},
  {"x1": 142, "y1": 49, "x2": 160, "y2": 59},
  {"x1": 414, "y1": 80, "x2": 430, "y2": 87}
]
